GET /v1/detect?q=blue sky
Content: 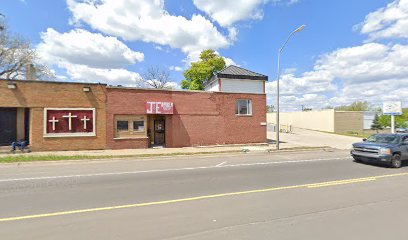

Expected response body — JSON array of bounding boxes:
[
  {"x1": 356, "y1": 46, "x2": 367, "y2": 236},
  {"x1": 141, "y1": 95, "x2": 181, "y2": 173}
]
[{"x1": 2, "y1": 0, "x2": 407, "y2": 110}]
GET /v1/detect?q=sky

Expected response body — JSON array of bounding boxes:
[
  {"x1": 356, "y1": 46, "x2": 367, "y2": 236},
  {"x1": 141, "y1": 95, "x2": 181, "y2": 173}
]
[{"x1": 2, "y1": 0, "x2": 408, "y2": 111}]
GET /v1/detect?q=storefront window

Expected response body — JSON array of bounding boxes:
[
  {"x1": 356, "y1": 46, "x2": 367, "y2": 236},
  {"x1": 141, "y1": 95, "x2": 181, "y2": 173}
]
[
  {"x1": 133, "y1": 121, "x2": 145, "y2": 132},
  {"x1": 117, "y1": 121, "x2": 129, "y2": 131},
  {"x1": 114, "y1": 115, "x2": 147, "y2": 138},
  {"x1": 235, "y1": 99, "x2": 252, "y2": 116}
]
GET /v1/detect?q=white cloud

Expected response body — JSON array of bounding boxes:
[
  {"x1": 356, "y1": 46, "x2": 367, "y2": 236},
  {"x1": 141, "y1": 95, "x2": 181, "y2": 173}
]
[
  {"x1": 268, "y1": 42, "x2": 408, "y2": 110},
  {"x1": 271, "y1": 0, "x2": 300, "y2": 6},
  {"x1": 266, "y1": 0, "x2": 408, "y2": 111},
  {"x1": 65, "y1": 64, "x2": 143, "y2": 86},
  {"x1": 164, "y1": 81, "x2": 180, "y2": 89},
  {"x1": 193, "y1": 0, "x2": 267, "y2": 27},
  {"x1": 37, "y1": 28, "x2": 144, "y2": 68},
  {"x1": 143, "y1": 80, "x2": 180, "y2": 89},
  {"x1": 223, "y1": 57, "x2": 238, "y2": 67},
  {"x1": 357, "y1": 0, "x2": 408, "y2": 40},
  {"x1": 67, "y1": 0, "x2": 232, "y2": 55},
  {"x1": 37, "y1": 28, "x2": 144, "y2": 85},
  {"x1": 182, "y1": 50, "x2": 237, "y2": 68},
  {"x1": 169, "y1": 66, "x2": 183, "y2": 72}
]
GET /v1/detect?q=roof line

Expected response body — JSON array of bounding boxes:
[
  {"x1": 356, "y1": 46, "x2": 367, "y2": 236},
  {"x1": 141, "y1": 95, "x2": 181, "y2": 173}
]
[
  {"x1": 219, "y1": 65, "x2": 267, "y2": 77},
  {"x1": 0, "y1": 79, "x2": 107, "y2": 86}
]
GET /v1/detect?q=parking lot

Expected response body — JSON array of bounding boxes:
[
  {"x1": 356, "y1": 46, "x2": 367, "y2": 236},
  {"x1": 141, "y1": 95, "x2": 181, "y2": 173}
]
[{"x1": 268, "y1": 127, "x2": 362, "y2": 150}]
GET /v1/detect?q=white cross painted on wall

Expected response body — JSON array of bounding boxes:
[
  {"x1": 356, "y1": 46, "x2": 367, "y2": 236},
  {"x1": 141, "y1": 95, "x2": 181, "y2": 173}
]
[
  {"x1": 62, "y1": 112, "x2": 78, "y2": 130},
  {"x1": 48, "y1": 117, "x2": 59, "y2": 131},
  {"x1": 81, "y1": 116, "x2": 90, "y2": 129}
]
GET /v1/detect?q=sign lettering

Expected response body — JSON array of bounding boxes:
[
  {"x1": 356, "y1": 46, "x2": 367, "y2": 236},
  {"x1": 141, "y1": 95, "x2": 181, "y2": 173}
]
[{"x1": 146, "y1": 102, "x2": 174, "y2": 114}]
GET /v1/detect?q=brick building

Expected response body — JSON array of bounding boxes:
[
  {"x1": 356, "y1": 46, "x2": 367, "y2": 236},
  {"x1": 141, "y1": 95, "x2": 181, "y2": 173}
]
[
  {"x1": 107, "y1": 87, "x2": 267, "y2": 149},
  {"x1": 0, "y1": 80, "x2": 107, "y2": 151},
  {"x1": 0, "y1": 66, "x2": 268, "y2": 151}
]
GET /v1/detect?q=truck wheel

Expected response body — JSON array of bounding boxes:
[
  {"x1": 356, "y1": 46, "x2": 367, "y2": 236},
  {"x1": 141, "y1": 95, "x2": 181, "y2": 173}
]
[
  {"x1": 390, "y1": 154, "x2": 402, "y2": 168},
  {"x1": 353, "y1": 156, "x2": 361, "y2": 163}
]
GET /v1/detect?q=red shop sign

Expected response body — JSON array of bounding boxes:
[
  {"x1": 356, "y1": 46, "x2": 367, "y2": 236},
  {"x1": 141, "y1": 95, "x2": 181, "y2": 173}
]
[{"x1": 146, "y1": 102, "x2": 174, "y2": 114}]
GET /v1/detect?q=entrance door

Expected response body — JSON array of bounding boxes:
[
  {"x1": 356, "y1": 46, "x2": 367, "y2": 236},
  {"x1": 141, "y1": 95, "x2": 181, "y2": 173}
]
[
  {"x1": 154, "y1": 120, "x2": 165, "y2": 146},
  {"x1": 0, "y1": 108, "x2": 17, "y2": 146}
]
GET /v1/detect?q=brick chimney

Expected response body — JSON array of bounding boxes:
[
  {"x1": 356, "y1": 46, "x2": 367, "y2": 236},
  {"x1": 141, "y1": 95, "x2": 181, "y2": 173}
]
[{"x1": 25, "y1": 63, "x2": 36, "y2": 80}]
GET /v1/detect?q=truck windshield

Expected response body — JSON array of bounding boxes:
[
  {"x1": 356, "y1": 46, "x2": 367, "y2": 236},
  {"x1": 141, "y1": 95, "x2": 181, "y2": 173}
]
[{"x1": 366, "y1": 134, "x2": 400, "y2": 144}]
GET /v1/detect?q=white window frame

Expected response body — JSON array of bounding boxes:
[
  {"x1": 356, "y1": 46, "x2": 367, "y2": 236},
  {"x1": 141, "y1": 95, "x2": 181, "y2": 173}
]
[
  {"x1": 114, "y1": 115, "x2": 147, "y2": 139},
  {"x1": 235, "y1": 99, "x2": 252, "y2": 116},
  {"x1": 43, "y1": 108, "x2": 96, "y2": 137}
]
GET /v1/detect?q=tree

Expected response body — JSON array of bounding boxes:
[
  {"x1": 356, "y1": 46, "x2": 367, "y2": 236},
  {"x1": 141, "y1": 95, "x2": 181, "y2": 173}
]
[
  {"x1": 371, "y1": 113, "x2": 383, "y2": 133},
  {"x1": 378, "y1": 114, "x2": 391, "y2": 128},
  {"x1": 142, "y1": 66, "x2": 173, "y2": 89},
  {"x1": 378, "y1": 108, "x2": 408, "y2": 128},
  {"x1": 0, "y1": 17, "x2": 53, "y2": 80},
  {"x1": 335, "y1": 101, "x2": 370, "y2": 111},
  {"x1": 0, "y1": 13, "x2": 4, "y2": 31},
  {"x1": 266, "y1": 105, "x2": 275, "y2": 113},
  {"x1": 181, "y1": 49, "x2": 225, "y2": 90}
]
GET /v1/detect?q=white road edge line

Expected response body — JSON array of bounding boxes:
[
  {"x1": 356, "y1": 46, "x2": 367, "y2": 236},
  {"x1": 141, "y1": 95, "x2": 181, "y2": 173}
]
[
  {"x1": 216, "y1": 161, "x2": 227, "y2": 167},
  {"x1": 0, "y1": 157, "x2": 351, "y2": 183}
]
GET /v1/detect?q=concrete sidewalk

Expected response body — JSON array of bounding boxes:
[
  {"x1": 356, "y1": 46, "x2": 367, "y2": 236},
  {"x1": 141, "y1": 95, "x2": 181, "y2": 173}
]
[
  {"x1": 268, "y1": 127, "x2": 362, "y2": 150},
  {"x1": 0, "y1": 142, "x2": 309, "y2": 158},
  {"x1": 1, "y1": 127, "x2": 355, "y2": 159}
]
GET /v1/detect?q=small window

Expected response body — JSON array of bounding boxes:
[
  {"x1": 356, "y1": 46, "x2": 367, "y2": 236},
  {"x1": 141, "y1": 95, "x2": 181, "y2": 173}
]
[
  {"x1": 236, "y1": 99, "x2": 252, "y2": 116},
  {"x1": 133, "y1": 121, "x2": 145, "y2": 132},
  {"x1": 117, "y1": 121, "x2": 129, "y2": 131},
  {"x1": 114, "y1": 115, "x2": 146, "y2": 138}
]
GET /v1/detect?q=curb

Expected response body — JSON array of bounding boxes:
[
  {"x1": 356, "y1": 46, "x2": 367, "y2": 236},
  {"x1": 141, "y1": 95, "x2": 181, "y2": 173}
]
[{"x1": 0, "y1": 147, "x2": 333, "y2": 165}]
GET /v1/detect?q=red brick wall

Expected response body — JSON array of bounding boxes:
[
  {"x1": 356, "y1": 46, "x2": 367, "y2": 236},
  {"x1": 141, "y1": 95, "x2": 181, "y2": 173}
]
[
  {"x1": 1, "y1": 80, "x2": 266, "y2": 151},
  {"x1": 106, "y1": 88, "x2": 266, "y2": 149},
  {"x1": 0, "y1": 80, "x2": 107, "y2": 151}
]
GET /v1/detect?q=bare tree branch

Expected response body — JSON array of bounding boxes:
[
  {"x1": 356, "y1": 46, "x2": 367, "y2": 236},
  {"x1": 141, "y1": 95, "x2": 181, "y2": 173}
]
[
  {"x1": 0, "y1": 17, "x2": 54, "y2": 80},
  {"x1": 141, "y1": 66, "x2": 173, "y2": 89}
]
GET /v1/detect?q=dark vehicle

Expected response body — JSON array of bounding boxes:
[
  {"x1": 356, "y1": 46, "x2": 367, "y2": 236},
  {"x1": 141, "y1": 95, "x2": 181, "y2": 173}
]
[{"x1": 351, "y1": 133, "x2": 408, "y2": 168}]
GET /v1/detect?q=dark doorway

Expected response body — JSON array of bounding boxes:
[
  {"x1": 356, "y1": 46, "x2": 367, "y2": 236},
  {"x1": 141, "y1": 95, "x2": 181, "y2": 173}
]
[
  {"x1": 0, "y1": 108, "x2": 17, "y2": 146},
  {"x1": 154, "y1": 119, "x2": 165, "y2": 146},
  {"x1": 24, "y1": 108, "x2": 30, "y2": 144}
]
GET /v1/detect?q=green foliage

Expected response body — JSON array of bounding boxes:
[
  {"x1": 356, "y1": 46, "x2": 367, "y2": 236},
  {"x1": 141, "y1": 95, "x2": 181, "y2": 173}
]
[
  {"x1": 335, "y1": 101, "x2": 370, "y2": 111},
  {"x1": 378, "y1": 115, "x2": 391, "y2": 127},
  {"x1": 371, "y1": 113, "x2": 383, "y2": 132},
  {"x1": 378, "y1": 108, "x2": 408, "y2": 128},
  {"x1": 181, "y1": 49, "x2": 226, "y2": 90},
  {"x1": 266, "y1": 105, "x2": 275, "y2": 113}
]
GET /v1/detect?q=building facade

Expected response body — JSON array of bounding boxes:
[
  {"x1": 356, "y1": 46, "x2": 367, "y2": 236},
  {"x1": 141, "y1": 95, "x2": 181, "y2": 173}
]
[
  {"x1": 204, "y1": 65, "x2": 267, "y2": 94},
  {"x1": 1, "y1": 65, "x2": 268, "y2": 151},
  {"x1": 267, "y1": 109, "x2": 379, "y2": 134},
  {"x1": 107, "y1": 87, "x2": 267, "y2": 149},
  {"x1": 0, "y1": 80, "x2": 107, "y2": 151}
]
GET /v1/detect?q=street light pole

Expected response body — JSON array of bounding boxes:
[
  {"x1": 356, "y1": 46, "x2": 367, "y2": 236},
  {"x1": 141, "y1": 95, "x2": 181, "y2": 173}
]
[{"x1": 276, "y1": 25, "x2": 305, "y2": 150}]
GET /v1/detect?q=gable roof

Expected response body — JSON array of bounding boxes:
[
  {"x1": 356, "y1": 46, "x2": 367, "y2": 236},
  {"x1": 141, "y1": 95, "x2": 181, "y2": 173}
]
[{"x1": 217, "y1": 65, "x2": 268, "y2": 81}]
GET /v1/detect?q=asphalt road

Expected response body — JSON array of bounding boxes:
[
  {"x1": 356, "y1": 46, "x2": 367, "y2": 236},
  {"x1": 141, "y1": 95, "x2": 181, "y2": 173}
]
[{"x1": 1, "y1": 150, "x2": 408, "y2": 239}]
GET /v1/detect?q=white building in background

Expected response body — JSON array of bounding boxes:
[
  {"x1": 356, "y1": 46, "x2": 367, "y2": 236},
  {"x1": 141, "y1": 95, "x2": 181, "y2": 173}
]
[
  {"x1": 267, "y1": 109, "x2": 379, "y2": 134},
  {"x1": 363, "y1": 112, "x2": 377, "y2": 130},
  {"x1": 204, "y1": 65, "x2": 268, "y2": 94}
]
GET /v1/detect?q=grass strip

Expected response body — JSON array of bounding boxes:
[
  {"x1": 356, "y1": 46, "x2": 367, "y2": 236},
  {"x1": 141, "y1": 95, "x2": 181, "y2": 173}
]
[
  {"x1": 0, "y1": 146, "x2": 330, "y2": 164},
  {"x1": 0, "y1": 150, "x2": 242, "y2": 163}
]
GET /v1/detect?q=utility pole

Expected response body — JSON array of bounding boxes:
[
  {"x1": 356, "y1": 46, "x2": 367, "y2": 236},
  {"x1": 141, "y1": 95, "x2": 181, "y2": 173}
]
[{"x1": 275, "y1": 25, "x2": 305, "y2": 150}]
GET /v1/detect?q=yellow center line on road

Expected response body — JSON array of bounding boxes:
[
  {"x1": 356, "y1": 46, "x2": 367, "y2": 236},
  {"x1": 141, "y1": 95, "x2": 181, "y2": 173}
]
[
  {"x1": 306, "y1": 177, "x2": 377, "y2": 188},
  {"x1": 1, "y1": 172, "x2": 408, "y2": 223}
]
